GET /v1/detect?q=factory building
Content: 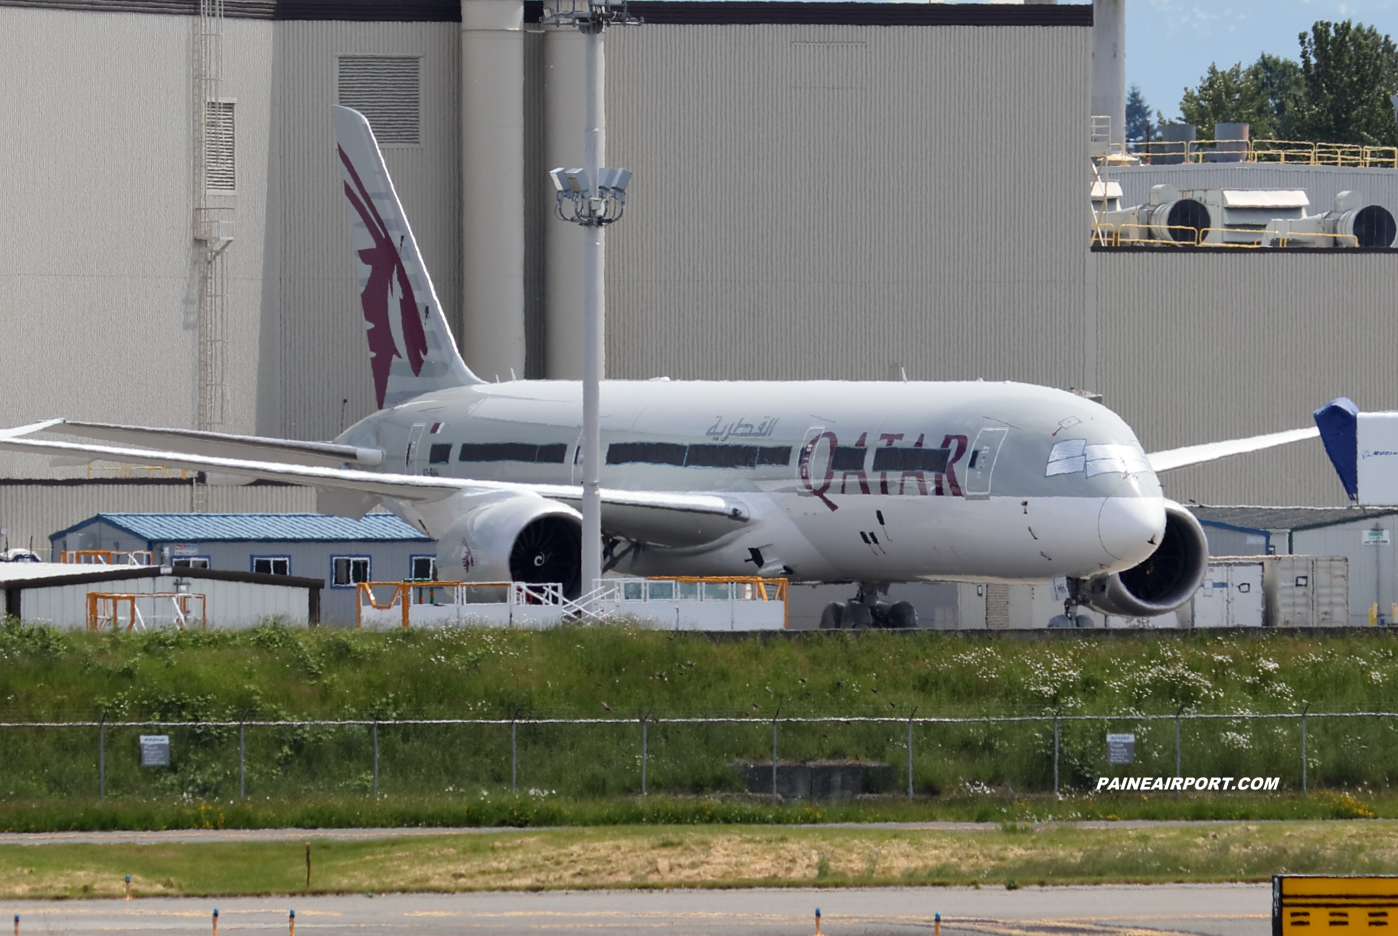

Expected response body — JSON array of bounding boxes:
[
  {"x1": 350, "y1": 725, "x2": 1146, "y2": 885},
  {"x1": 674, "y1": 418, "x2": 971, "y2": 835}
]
[{"x1": 1, "y1": 0, "x2": 1397, "y2": 626}]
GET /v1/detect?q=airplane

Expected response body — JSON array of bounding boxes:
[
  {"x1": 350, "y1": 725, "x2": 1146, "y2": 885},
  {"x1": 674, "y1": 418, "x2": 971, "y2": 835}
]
[{"x1": 0, "y1": 106, "x2": 1323, "y2": 627}]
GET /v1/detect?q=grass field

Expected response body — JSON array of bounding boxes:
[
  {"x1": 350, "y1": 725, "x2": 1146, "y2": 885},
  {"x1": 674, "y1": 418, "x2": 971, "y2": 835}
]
[
  {"x1": 4, "y1": 621, "x2": 1398, "y2": 811},
  {"x1": 5, "y1": 820, "x2": 1398, "y2": 897}
]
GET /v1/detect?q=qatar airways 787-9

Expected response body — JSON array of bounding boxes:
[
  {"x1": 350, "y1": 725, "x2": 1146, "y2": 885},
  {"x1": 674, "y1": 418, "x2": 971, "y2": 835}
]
[{"x1": 0, "y1": 107, "x2": 1321, "y2": 626}]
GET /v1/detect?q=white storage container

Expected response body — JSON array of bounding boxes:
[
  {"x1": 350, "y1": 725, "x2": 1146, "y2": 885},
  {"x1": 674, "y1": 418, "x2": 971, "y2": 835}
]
[{"x1": 1189, "y1": 558, "x2": 1265, "y2": 627}]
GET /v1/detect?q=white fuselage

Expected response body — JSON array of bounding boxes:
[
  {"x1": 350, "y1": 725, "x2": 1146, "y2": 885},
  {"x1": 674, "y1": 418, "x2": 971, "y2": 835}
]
[{"x1": 337, "y1": 378, "x2": 1167, "y2": 585}]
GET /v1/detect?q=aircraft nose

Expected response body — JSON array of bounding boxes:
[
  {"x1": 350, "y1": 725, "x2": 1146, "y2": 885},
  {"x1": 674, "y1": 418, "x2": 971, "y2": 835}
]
[{"x1": 1097, "y1": 490, "x2": 1166, "y2": 564}]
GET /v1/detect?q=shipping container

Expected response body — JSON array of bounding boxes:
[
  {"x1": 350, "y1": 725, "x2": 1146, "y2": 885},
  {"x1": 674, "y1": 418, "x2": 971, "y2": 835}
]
[
  {"x1": 1188, "y1": 558, "x2": 1265, "y2": 627},
  {"x1": 1264, "y1": 555, "x2": 1350, "y2": 627}
]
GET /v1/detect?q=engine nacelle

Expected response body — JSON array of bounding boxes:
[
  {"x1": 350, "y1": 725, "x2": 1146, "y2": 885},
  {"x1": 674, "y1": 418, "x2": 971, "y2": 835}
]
[
  {"x1": 436, "y1": 492, "x2": 583, "y2": 598},
  {"x1": 1081, "y1": 501, "x2": 1208, "y2": 617}
]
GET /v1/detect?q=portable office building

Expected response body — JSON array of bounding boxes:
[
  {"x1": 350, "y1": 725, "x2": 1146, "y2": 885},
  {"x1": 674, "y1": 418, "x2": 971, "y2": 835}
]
[{"x1": 49, "y1": 513, "x2": 435, "y2": 624}]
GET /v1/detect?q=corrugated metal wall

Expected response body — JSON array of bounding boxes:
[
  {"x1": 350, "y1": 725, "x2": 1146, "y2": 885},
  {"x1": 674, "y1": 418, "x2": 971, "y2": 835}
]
[
  {"x1": 0, "y1": 8, "x2": 203, "y2": 476},
  {"x1": 260, "y1": 20, "x2": 462, "y2": 441},
  {"x1": 1093, "y1": 252, "x2": 1398, "y2": 506},
  {"x1": 1293, "y1": 519, "x2": 1398, "y2": 627},
  {"x1": 601, "y1": 23, "x2": 1093, "y2": 384},
  {"x1": 21, "y1": 574, "x2": 311, "y2": 629}
]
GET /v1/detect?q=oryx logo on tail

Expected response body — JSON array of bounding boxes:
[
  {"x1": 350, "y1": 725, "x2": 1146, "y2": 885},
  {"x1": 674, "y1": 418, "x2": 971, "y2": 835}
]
[{"x1": 339, "y1": 144, "x2": 429, "y2": 409}]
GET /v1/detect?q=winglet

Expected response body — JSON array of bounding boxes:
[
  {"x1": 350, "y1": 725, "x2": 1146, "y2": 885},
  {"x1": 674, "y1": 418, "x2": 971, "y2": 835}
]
[
  {"x1": 0, "y1": 418, "x2": 64, "y2": 440},
  {"x1": 1314, "y1": 397, "x2": 1359, "y2": 501}
]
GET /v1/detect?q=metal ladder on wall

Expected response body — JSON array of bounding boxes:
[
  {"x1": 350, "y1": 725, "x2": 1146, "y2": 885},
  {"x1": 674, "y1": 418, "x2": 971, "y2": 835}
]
[{"x1": 193, "y1": 0, "x2": 232, "y2": 434}]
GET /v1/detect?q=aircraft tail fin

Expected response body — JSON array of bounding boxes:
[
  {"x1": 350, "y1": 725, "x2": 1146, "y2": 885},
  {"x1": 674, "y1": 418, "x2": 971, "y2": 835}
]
[{"x1": 332, "y1": 105, "x2": 480, "y2": 410}]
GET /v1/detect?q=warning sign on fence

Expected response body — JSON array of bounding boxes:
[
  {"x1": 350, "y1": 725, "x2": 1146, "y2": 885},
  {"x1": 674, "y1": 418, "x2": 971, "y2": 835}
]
[
  {"x1": 140, "y1": 734, "x2": 170, "y2": 767},
  {"x1": 1106, "y1": 732, "x2": 1135, "y2": 765}
]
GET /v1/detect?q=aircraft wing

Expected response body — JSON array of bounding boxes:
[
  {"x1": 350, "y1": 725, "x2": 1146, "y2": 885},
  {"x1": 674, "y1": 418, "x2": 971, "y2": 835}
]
[
  {"x1": 0, "y1": 430, "x2": 748, "y2": 545},
  {"x1": 38, "y1": 419, "x2": 385, "y2": 468},
  {"x1": 1147, "y1": 427, "x2": 1320, "y2": 473}
]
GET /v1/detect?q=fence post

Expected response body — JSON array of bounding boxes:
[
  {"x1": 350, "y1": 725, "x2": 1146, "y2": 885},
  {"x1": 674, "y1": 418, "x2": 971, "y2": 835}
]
[
  {"x1": 907, "y1": 707, "x2": 917, "y2": 797},
  {"x1": 372, "y1": 721, "x2": 379, "y2": 796},
  {"x1": 771, "y1": 708, "x2": 780, "y2": 800},
  {"x1": 1052, "y1": 712, "x2": 1060, "y2": 796},
  {"x1": 239, "y1": 719, "x2": 246, "y2": 800},
  {"x1": 98, "y1": 715, "x2": 105, "y2": 803},
  {"x1": 641, "y1": 717, "x2": 648, "y2": 796},
  {"x1": 511, "y1": 718, "x2": 518, "y2": 792},
  {"x1": 1174, "y1": 706, "x2": 1183, "y2": 798},
  {"x1": 1301, "y1": 704, "x2": 1309, "y2": 793}
]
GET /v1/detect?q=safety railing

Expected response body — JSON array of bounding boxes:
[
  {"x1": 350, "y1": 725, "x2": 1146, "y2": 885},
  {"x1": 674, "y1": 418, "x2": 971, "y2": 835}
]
[
  {"x1": 356, "y1": 577, "x2": 789, "y2": 630},
  {"x1": 1271, "y1": 231, "x2": 1361, "y2": 249},
  {"x1": 1129, "y1": 137, "x2": 1398, "y2": 168},
  {"x1": 86, "y1": 591, "x2": 206, "y2": 632},
  {"x1": 60, "y1": 549, "x2": 154, "y2": 566},
  {"x1": 1113, "y1": 223, "x2": 1203, "y2": 247},
  {"x1": 9, "y1": 707, "x2": 1385, "y2": 801},
  {"x1": 1094, "y1": 223, "x2": 1366, "y2": 250}
]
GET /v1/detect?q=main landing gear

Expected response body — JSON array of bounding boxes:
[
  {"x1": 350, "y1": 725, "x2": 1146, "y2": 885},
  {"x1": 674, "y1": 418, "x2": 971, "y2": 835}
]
[
  {"x1": 1047, "y1": 577, "x2": 1095, "y2": 628},
  {"x1": 820, "y1": 581, "x2": 918, "y2": 629}
]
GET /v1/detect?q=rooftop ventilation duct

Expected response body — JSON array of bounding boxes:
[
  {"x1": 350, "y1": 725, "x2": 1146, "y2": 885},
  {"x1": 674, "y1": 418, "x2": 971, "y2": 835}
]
[{"x1": 1268, "y1": 191, "x2": 1397, "y2": 249}]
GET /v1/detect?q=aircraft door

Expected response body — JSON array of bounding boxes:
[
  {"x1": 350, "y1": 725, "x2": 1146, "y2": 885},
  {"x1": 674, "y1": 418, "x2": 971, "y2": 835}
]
[
  {"x1": 797, "y1": 425, "x2": 838, "y2": 506},
  {"x1": 405, "y1": 423, "x2": 427, "y2": 474},
  {"x1": 570, "y1": 431, "x2": 584, "y2": 484},
  {"x1": 961, "y1": 427, "x2": 1008, "y2": 499}
]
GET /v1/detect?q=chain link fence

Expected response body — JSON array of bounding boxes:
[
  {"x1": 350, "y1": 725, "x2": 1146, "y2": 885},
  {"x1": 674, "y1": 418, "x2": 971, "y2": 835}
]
[{"x1": 1, "y1": 708, "x2": 1390, "y2": 801}]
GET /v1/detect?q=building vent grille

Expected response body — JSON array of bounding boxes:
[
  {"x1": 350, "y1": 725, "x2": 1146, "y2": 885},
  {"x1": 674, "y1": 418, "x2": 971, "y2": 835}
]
[
  {"x1": 338, "y1": 56, "x2": 420, "y2": 145},
  {"x1": 206, "y1": 101, "x2": 235, "y2": 192}
]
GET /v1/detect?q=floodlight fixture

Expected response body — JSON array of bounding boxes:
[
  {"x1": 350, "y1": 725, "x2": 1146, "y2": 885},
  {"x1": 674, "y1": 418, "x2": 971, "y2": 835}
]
[{"x1": 552, "y1": 165, "x2": 633, "y2": 226}]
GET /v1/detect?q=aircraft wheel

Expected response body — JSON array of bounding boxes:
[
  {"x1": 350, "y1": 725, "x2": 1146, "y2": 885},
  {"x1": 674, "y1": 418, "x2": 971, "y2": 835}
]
[
  {"x1": 1047, "y1": 614, "x2": 1073, "y2": 628},
  {"x1": 843, "y1": 600, "x2": 873, "y2": 628},
  {"x1": 819, "y1": 602, "x2": 844, "y2": 629},
  {"x1": 1074, "y1": 614, "x2": 1096, "y2": 628},
  {"x1": 888, "y1": 601, "x2": 918, "y2": 629}
]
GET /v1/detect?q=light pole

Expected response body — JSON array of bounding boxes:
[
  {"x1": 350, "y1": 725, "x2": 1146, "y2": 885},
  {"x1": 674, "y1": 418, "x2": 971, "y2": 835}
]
[{"x1": 547, "y1": 0, "x2": 636, "y2": 601}]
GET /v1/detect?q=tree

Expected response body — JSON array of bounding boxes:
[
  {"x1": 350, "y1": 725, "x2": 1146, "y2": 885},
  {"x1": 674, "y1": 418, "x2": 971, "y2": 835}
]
[
  {"x1": 1125, "y1": 84, "x2": 1151, "y2": 142},
  {"x1": 1293, "y1": 20, "x2": 1398, "y2": 146},
  {"x1": 1249, "y1": 53, "x2": 1305, "y2": 140},
  {"x1": 1179, "y1": 62, "x2": 1273, "y2": 139}
]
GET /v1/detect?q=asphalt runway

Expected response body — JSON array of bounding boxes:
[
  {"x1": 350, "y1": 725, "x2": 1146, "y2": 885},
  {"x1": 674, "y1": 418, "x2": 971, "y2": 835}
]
[{"x1": 4, "y1": 885, "x2": 1270, "y2": 936}]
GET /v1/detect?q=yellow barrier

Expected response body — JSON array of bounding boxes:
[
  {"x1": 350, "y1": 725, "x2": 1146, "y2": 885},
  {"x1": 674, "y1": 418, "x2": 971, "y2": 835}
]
[
  {"x1": 60, "y1": 549, "x2": 154, "y2": 566},
  {"x1": 1273, "y1": 231, "x2": 1360, "y2": 249},
  {"x1": 1128, "y1": 137, "x2": 1398, "y2": 168},
  {"x1": 356, "y1": 580, "x2": 484, "y2": 629},
  {"x1": 1274, "y1": 876, "x2": 1398, "y2": 936},
  {"x1": 1117, "y1": 223, "x2": 1202, "y2": 247},
  {"x1": 87, "y1": 591, "x2": 206, "y2": 631},
  {"x1": 1089, "y1": 223, "x2": 1117, "y2": 247}
]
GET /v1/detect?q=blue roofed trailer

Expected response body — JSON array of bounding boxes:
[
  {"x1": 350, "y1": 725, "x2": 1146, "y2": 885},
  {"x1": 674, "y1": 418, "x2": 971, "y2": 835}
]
[{"x1": 49, "y1": 514, "x2": 435, "y2": 626}]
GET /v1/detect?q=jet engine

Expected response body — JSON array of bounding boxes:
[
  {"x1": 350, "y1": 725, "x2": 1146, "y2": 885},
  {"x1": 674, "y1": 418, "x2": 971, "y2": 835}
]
[
  {"x1": 435, "y1": 493, "x2": 583, "y2": 598},
  {"x1": 1079, "y1": 501, "x2": 1209, "y2": 617}
]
